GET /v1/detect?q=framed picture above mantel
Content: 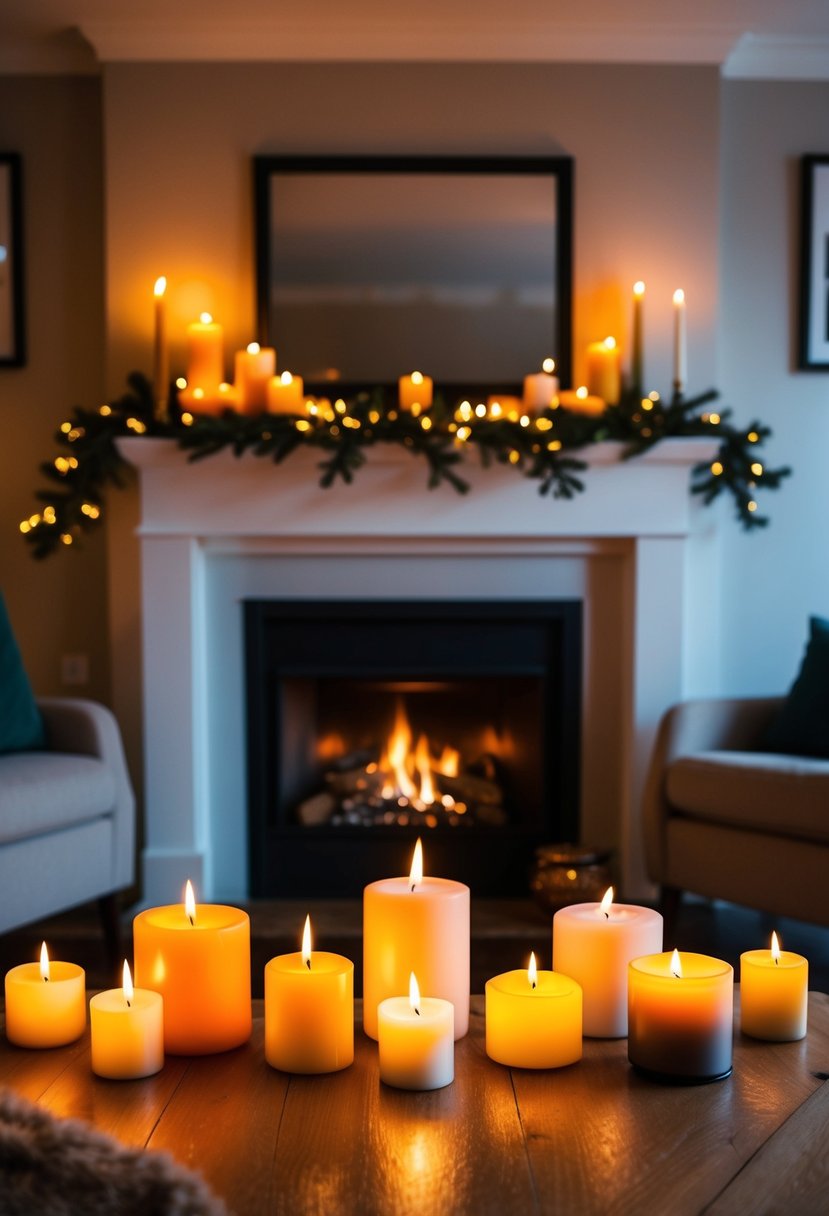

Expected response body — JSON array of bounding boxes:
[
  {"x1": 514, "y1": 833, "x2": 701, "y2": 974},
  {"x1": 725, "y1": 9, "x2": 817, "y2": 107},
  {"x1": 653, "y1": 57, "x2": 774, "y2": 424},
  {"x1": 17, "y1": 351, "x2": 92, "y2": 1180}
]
[
  {"x1": 799, "y1": 153, "x2": 829, "y2": 371},
  {"x1": 0, "y1": 153, "x2": 24, "y2": 368}
]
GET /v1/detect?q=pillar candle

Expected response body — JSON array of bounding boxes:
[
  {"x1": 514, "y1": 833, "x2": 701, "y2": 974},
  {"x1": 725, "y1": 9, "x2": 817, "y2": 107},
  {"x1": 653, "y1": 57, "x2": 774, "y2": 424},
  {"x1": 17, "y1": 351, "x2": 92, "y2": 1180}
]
[
  {"x1": 398, "y1": 371, "x2": 433, "y2": 411},
  {"x1": 523, "y1": 359, "x2": 559, "y2": 413},
  {"x1": 557, "y1": 387, "x2": 606, "y2": 416},
  {"x1": 153, "y1": 276, "x2": 169, "y2": 423},
  {"x1": 186, "y1": 313, "x2": 224, "y2": 395},
  {"x1": 485, "y1": 953, "x2": 582, "y2": 1069},
  {"x1": 133, "y1": 881, "x2": 251, "y2": 1055},
  {"x1": 234, "y1": 342, "x2": 276, "y2": 413},
  {"x1": 740, "y1": 933, "x2": 808, "y2": 1042},
  {"x1": 553, "y1": 888, "x2": 663, "y2": 1037},
  {"x1": 628, "y1": 950, "x2": 733, "y2": 1083},
  {"x1": 672, "y1": 289, "x2": 687, "y2": 395},
  {"x1": 89, "y1": 961, "x2": 164, "y2": 1080},
  {"x1": 266, "y1": 371, "x2": 305, "y2": 414},
  {"x1": 4, "y1": 943, "x2": 86, "y2": 1048},
  {"x1": 265, "y1": 915, "x2": 354, "y2": 1074},
  {"x1": 363, "y1": 839, "x2": 470, "y2": 1041},
  {"x1": 585, "y1": 337, "x2": 621, "y2": 405},
  {"x1": 378, "y1": 972, "x2": 454, "y2": 1091}
]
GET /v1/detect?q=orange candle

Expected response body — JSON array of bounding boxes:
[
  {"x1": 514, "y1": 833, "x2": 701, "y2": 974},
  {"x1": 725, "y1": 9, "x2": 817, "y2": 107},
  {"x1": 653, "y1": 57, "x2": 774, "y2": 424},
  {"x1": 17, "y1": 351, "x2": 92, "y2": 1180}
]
[
  {"x1": 153, "y1": 276, "x2": 169, "y2": 422},
  {"x1": 557, "y1": 386, "x2": 606, "y2": 416},
  {"x1": 485, "y1": 952, "x2": 582, "y2": 1069},
  {"x1": 186, "y1": 312, "x2": 224, "y2": 394},
  {"x1": 264, "y1": 916, "x2": 353, "y2": 1074},
  {"x1": 585, "y1": 337, "x2": 621, "y2": 405},
  {"x1": 363, "y1": 839, "x2": 470, "y2": 1041},
  {"x1": 4, "y1": 942, "x2": 86, "y2": 1048},
  {"x1": 266, "y1": 371, "x2": 305, "y2": 413},
  {"x1": 234, "y1": 342, "x2": 276, "y2": 412},
  {"x1": 740, "y1": 932, "x2": 808, "y2": 1042},
  {"x1": 133, "y1": 881, "x2": 251, "y2": 1055},
  {"x1": 398, "y1": 371, "x2": 433, "y2": 412},
  {"x1": 90, "y1": 961, "x2": 164, "y2": 1080}
]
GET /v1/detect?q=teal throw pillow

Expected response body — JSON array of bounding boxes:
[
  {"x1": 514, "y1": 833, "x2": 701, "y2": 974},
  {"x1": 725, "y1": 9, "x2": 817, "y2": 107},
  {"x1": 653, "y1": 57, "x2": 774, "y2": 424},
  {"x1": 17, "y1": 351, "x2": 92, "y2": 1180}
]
[
  {"x1": 764, "y1": 615, "x2": 829, "y2": 759},
  {"x1": 0, "y1": 591, "x2": 45, "y2": 753}
]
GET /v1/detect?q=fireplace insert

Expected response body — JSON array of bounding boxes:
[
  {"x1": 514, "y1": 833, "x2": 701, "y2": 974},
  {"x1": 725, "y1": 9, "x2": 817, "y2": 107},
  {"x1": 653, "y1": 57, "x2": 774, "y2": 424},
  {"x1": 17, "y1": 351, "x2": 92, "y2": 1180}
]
[{"x1": 244, "y1": 599, "x2": 581, "y2": 896}]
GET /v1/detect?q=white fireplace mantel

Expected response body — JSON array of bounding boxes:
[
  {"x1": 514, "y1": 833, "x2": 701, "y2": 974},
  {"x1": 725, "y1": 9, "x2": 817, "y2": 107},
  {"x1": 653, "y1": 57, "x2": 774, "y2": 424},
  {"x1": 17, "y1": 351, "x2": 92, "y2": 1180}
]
[{"x1": 120, "y1": 437, "x2": 721, "y2": 904}]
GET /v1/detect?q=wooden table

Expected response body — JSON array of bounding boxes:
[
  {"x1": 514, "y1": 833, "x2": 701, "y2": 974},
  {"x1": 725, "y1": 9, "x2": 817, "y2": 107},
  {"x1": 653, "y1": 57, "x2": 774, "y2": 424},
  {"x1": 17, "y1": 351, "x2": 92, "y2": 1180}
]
[{"x1": 2, "y1": 994, "x2": 829, "y2": 1215}]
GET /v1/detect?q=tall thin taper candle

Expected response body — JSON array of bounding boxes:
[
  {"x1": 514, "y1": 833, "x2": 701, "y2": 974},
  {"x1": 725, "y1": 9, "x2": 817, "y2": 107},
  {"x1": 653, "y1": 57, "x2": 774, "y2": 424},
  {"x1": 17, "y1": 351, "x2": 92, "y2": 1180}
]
[
  {"x1": 631, "y1": 281, "x2": 645, "y2": 397},
  {"x1": 153, "y1": 276, "x2": 169, "y2": 423},
  {"x1": 672, "y1": 288, "x2": 686, "y2": 397}
]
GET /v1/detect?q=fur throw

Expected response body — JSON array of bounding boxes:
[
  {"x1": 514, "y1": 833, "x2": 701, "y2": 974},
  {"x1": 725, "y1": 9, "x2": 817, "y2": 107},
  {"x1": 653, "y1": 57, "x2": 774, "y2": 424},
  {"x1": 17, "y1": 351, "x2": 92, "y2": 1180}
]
[{"x1": 0, "y1": 1088, "x2": 227, "y2": 1216}]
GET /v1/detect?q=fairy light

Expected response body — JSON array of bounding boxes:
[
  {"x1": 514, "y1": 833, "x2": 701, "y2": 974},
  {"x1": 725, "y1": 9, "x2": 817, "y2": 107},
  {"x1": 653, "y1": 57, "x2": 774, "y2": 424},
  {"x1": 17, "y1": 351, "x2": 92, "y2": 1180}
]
[
  {"x1": 456, "y1": 426, "x2": 471, "y2": 442},
  {"x1": 751, "y1": 462, "x2": 763, "y2": 476},
  {"x1": 181, "y1": 412, "x2": 194, "y2": 426},
  {"x1": 535, "y1": 417, "x2": 553, "y2": 432},
  {"x1": 60, "y1": 533, "x2": 73, "y2": 546},
  {"x1": 368, "y1": 409, "x2": 380, "y2": 424},
  {"x1": 295, "y1": 418, "x2": 311, "y2": 432},
  {"x1": 421, "y1": 416, "x2": 432, "y2": 431},
  {"x1": 508, "y1": 449, "x2": 520, "y2": 464},
  {"x1": 475, "y1": 403, "x2": 487, "y2": 418},
  {"x1": 542, "y1": 357, "x2": 556, "y2": 374},
  {"x1": 711, "y1": 461, "x2": 723, "y2": 476},
  {"x1": 335, "y1": 398, "x2": 347, "y2": 414},
  {"x1": 54, "y1": 457, "x2": 70, "y2": 474},
  {"x1": 175, "y1": 377, "x2": 187, "y2": 390},
  {"x1": 126, "y1": 417, "x2": 147, "y2": 434},
  {"x1": 81, "y1": 503, "x2": 100, "y2": 519},
  {"x1": 747, "y1": 430, "x2": 759, "y2": 443},
  {"x1": 490, "y1": 402, "x2": 503, "y2": 419},
  {"x1": 747, "y1": 500, "x2": 758, "y2": 512},
  {"x1": 520, "y1": 415, "x2": 530, "y2": 427},
  {"x1": 60, "y1": 422, "x2": 72, "y2": 434},
  {"x1": 547, "y1": 440, "x2": 562, "y2": 452},
  {"x1": 43, "y1": 507, "x2": 56, "y2": 524},
  {"x1": 99, "y1": 404, "x2": 112, "y2": 417}
]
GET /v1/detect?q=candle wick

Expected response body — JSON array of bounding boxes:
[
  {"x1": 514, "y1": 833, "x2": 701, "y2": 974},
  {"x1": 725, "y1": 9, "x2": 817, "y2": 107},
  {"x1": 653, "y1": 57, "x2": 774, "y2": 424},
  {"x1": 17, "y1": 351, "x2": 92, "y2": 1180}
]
[
  {"x1": 415, "y1": 1007, "x2": 420, "y2": 1016},
  {"x1": 306, "y1": 958, "x2": 311, "y2": 971},
  {"x1": 43, "y1": 976, "x2": 49, "y2": 984},
  {"x1": 531, "y1": 979, "x2": 537, "y2": 990},
  {"x1": 603, "y1": 911, "x2": 609, "y2": 920},
  {"x1": 126, "y1": 998, "x2": 131, "y2": 1008},
  {"x1": 188, "y1": 915, "x2": 194, "y2": 927},
  {"x1": 411, "y1": 882, "x2": 416, "y2": 893},
  {"x1": 774, "y1": 956, "x2": 779, "y2": 966}
]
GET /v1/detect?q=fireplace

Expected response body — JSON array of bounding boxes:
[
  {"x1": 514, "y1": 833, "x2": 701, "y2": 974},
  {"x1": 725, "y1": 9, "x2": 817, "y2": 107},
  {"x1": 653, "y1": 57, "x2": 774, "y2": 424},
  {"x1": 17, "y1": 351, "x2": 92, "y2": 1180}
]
[{"x1": 245, "y1": 600, "x2": 581, "y2": 896}]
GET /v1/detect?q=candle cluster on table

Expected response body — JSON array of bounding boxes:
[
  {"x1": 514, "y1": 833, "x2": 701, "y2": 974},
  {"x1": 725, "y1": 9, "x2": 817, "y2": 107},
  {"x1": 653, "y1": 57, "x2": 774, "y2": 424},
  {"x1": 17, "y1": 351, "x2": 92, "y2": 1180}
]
[{"x1": 3, "y1": 859, "x2": 810, "y2": 1094}]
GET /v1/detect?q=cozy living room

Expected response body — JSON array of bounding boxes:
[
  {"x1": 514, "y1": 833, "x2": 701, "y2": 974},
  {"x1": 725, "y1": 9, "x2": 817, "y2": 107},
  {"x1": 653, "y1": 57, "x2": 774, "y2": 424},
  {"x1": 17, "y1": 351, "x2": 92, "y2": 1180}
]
[{"x1": 1, "y1": 2, "x2": 829, "y2": 1213}]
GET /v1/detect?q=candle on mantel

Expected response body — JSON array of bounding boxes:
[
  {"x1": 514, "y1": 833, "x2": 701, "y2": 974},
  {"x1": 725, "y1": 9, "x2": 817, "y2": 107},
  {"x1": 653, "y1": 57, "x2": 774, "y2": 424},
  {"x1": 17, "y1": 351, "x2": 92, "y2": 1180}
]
[
  {"x1": 234, "y1": 342, "x2": 276, "y2": 413},
  {"x1": 523, "y1": 358, "x2": 559, "y2": 413},
  {"x1": 89, "y1": 961, "x2": 164, "y2": 1080},
  {"x1": 4, "y1": 942, "x2": 86, "y2": 1048},
  {"x1": 264, "y1": 915, "x2": 354, "y2": 1074},
  {"x1": 363, "y1": 838, "x2": 470, "y2": 1041},
  {"x1": 553, "y1": 887, "x2": 663, "y2": 1037},
  {"x1": 152, "y1": 276, "x2": 169, "y2": 423},
  {"x1": 585, "y1": 337, "x2": 621, "y2": 405},
  {"x1": 398, "y1": 371, "x2": 433, "y2": 413},
  {"x1": 185, "y1": 312, "x2": 224, "y2": 397},
  {"x1": 631, "y1": 281, "x2": 645, "y2": 396},
  {"x1": 266, "y1": 370, "x2": 305, "y2": 414},
  {"x1": 740, "y1": 932, "x2": 808, "y2": 1042},
  {"x1": 485, "y1": 951, "x2": 582, "y2": 1069},
  {"x1": 628, "y1": 949, "x2": 733, "y2": 1083},
  {"x1": 557, "y1": 386, "x2": 605, "y2": 416},
  {"x1": 672, "y1": 289, "x2": 687, "y2": 395},
  {"x1": 378, "y1": 971, "x2": 454, "y2": 1091},
  {"x1": 133, "y1": 880, "x2": 251, "y2": 1055}
]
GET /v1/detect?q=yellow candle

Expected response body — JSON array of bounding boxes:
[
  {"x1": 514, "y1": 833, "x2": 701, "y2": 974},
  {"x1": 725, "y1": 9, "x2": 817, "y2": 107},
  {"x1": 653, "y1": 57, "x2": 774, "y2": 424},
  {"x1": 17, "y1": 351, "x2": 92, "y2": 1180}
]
[
  {"x1": 266, "y1": 371, "x2": 305, "y2": 414},
  {"x1": 378, "y1": 972, "x2": 454, "y2": 1091},
  {"x1": 553, "y1": 887, "x2": 663, "y2": 1037},
  {"x1": 4, "y1": 942, "x2": 86, "y2": 1048},
  {"x1": 740, "y1": 932, "x2": 808, "y2": 1042},
  {"x1": 234, "y1": 342, "x2": 276, "y2": 413},
  {"x1": 523, "y1": 358, "x2": 559, "y2": 413},
  {"x1": 585, "y1": 337, "x2": 621, "y2": 405},
  {"x1": 89, "y1": 961, "x2": 164, "y2": 1080},
  {"x1": 557, "y1": 386, "x2": 606, "y2": 416},
  {"x1": 186, "y1": 312, "x2": 224, "y2": 395},
  {"x1": 628, "y1": 950, "x2": 733, "y2": 1082},
  {"x1": 672, "y1": 289, "x2": 687, "y2": 394},
  {"x1": 363, "y1": 839, "x2": 470, "y2": 1041},
  {"x1": 265, "y1": 915, "x2": 353, "y2": 1074},
  {"x1": 153, "y1": 276, "x2": 169, "y2": 422},
  {"x1": 485, "y1": 952, "x2": 582, "y2": 1069},
  {"x1": 133, "y1": 881, "x2": 251, "y2": 1055},
  {"x1": 398, "y1": 371, "x2": 433, "y2": 412}
]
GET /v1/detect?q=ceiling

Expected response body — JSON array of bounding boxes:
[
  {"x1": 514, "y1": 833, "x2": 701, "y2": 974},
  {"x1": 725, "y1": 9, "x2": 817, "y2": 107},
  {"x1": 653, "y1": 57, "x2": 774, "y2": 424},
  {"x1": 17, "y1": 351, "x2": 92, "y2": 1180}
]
[{"x1": 1, "y1": 0, "x2": 829, "y2": 79}]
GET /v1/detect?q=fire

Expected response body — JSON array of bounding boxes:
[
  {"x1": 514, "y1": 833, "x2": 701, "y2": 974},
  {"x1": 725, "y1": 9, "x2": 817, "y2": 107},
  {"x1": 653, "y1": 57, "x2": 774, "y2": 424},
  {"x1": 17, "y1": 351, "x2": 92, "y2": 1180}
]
[{"x1": 380, "y1": 699, "x2": 450, "y2": 809}]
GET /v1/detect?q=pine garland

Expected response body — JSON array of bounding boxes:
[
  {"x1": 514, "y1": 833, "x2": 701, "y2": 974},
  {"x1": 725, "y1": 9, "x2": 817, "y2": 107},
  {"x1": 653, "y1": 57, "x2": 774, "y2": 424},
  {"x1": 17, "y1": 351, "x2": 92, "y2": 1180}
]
[{"x1": 20, "y1": 372, "x2": 791, "y2": 559}]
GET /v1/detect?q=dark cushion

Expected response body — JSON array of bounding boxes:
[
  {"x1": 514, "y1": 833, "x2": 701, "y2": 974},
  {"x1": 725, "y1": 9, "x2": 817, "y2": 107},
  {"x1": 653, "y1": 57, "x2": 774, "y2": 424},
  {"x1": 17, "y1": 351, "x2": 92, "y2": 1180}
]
[
  {"x1": 765, "y1": 615, "x2": 829, "y2": 758},
  {"x1": 0, "y1": 592, "x2": 45, "y2": 754}
]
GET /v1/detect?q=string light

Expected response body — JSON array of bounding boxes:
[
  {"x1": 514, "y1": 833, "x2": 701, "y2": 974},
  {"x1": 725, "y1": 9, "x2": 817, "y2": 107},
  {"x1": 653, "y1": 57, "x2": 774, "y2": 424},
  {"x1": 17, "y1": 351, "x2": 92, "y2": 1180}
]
[
  {"x1": 535, "y1": 417, "x2": 553, "y2": 432},
  {"x1": 420, "y1": 416, "x2": 432, "y2": 431},
  {"x1": 751, "y1": 462, "x2": 763, "y2": 476},
  {"x1": 295, "y1": 419, "x2": 311, "y2": 432},
  {"x1": 99, "y1": 404, "x2": 112, "y2": 417},
  {"x1": 747, "y1": 431, "x2": 759, "y2": 443}
]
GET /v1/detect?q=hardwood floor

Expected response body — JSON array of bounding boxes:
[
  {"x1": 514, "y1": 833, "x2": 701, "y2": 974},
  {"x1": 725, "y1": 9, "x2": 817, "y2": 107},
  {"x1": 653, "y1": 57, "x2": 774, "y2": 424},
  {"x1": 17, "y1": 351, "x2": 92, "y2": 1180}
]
[{"x1": 2, "y1": 894, "x2": 828, "y2": 996}]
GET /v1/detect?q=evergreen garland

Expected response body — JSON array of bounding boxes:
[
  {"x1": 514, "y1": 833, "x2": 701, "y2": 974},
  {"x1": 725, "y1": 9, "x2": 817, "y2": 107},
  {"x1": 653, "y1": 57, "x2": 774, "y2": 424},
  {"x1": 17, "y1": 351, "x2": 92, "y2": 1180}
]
[{"x1": 20, "y1": 371, "x2": 791, "y2": 559}]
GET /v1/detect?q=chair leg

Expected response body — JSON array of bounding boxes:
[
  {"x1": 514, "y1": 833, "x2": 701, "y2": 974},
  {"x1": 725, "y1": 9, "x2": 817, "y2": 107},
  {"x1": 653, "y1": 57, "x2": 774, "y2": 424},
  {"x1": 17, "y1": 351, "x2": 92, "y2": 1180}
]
[
  {"x1": 97, "y1": 892, "x2": 123, "y2": 974},
  {"x1": 660, "y1": 885, "x2": 683, "y2": 942}
]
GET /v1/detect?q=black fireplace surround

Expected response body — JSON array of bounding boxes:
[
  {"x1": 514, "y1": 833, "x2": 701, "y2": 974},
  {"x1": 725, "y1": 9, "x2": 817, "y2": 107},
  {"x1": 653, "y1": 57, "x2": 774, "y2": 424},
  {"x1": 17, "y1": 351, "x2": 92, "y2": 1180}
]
[{"x1": 244, "y1": 599, "x2": 581, "y2": 897}]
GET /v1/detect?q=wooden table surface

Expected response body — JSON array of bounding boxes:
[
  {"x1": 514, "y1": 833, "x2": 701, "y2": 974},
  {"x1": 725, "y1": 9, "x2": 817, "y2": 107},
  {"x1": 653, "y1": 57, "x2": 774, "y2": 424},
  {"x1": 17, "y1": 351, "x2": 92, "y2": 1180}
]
[{"x1": 2, "y1": 993, "x2": 829, "y2": 1216}]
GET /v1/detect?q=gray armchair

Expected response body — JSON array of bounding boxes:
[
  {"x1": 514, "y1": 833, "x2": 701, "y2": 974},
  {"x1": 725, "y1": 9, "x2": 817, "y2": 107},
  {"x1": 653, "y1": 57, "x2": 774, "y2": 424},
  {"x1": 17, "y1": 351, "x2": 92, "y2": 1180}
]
[
  {"x1": 0, "y1": 698, "x2": 135, "y2": 959},
  {"x1": 643, "y1": 696, "x2": 829, "y2": 928}
]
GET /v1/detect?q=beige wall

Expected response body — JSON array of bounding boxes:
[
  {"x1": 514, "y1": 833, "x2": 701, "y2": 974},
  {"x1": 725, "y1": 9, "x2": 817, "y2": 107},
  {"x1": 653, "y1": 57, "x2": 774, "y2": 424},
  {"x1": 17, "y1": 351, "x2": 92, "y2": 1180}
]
[{"x1": 0, "y1": 76, "x2": 109, "y2": 701}]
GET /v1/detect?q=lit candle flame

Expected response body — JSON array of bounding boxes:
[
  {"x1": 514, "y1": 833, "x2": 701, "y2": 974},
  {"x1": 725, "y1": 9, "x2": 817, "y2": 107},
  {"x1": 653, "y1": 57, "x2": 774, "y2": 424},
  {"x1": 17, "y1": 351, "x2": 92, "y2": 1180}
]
[
  {"x1": 673, "y1": 289, "x2": 685, "y2": 306},
  {"x1": 39, "y1": 941, "x2": 50, "y2": 983},
  {"x1": 576, "y1": 386, "x2": 588, "y2": 399},
  {"x1": 409, "y1": 971, "x2": 421, "y2": 1016},
  {"x1": 123, "y1": 960, "x2": 134, "y2": 1007},
  {"x1": 599, "y1": 886, "x2": 614, "y2": 918},
  {"x1": 670, "y1": 948, "x2": 683, "y2": 979},
  {"x1": 184, "y1": 879, "x2": 196, "y2": 925},
  {"x1": 199, "y1": 312, "x2": 213, "y2": 325},
  {"x1": 302, "y1": 914, "x2": 312, "y2": 970},
  {"x1": 603, "y1": 336, "x2": 617, "y2": 350},
  {"x1": 246, "y1": 341, "x2": 260, "y2": 354},
  {"x1": 153, "y1": 276, "x2": 166, "y2": 298},
  {"x1": 411, "y1": 371, "x2": 424, "y2": 386},
  {"x1": 542, "y1": 357, "x2": 556, "y2": 373},
  {"x1": 280, "y1": 371, "x2": 293, "y2": 385},
  {"x1": 528, "y1": 951, "x2": 538, "y2": 990},
  {"x1": 410, "y1": 837, "x2": 423, "y2": 892},
  {"x1": 771, "y1": 931, "x2": 780, "y2": 965},
  {"x1": 633, "y1": 280, "x2": 645, "y2": 297}
]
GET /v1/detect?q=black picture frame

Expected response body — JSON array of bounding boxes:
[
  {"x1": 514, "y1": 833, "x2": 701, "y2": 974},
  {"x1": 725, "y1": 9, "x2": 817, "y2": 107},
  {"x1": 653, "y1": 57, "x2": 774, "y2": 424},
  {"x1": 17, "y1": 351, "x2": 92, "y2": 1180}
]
[
  {"x1": 0, "y1": 153, "x2": 24, "y2": 368},
  {"x1": 253, "y1": 154, "x2": 573, "y2": 397},
  {"x1": 799, "y1": 154, "x2": 829, "y2": 370}
]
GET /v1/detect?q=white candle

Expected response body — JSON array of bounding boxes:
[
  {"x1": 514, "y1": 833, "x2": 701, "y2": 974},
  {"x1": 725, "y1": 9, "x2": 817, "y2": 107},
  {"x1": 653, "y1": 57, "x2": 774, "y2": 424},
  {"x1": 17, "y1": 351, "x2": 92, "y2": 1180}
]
[
  {"x1": 153, "y1": 276, "x2": 169, "y2": 421},
  {"x1": 553, "y1": 888, "x2": 663, "y2": 1037},
  {"x1": 672, "y1": 289, "x2": 687, "y2": 394},
  {"x1": 90, "y1": 961, "x2": 165, "y2": 1080},
  {"x1": 378, "y1": 972, "x2": 454, "y2": 1091},
  {"x1": 523, "y1": 358, "x2": 559, "y2": 413},
  {"x1": 363, "y1": 839, "x2": 470, "y2": 1041}
]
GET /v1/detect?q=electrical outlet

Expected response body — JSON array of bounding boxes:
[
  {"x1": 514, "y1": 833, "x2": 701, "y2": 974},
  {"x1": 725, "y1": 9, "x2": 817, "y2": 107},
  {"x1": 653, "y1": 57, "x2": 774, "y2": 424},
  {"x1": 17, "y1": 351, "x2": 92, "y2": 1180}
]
[{"x1": 61, "y1": 653, "x2": 89, "y2": 686}]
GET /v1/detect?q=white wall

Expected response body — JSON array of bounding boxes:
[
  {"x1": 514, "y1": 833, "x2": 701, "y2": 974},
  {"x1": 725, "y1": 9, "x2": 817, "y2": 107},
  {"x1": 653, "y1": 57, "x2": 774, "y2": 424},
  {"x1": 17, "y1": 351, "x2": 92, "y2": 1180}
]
[{"x1": 719, "y1": 79, "x2": 829, "y2": 693}]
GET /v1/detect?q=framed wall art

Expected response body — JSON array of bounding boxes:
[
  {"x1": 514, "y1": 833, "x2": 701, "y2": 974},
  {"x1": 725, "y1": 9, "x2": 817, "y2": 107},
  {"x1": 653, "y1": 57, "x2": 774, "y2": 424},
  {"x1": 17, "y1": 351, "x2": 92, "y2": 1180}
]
[
  {"x1": 0, "y1": 153, "x2": 24, "y2": 367},
  {"x1": 799, "y1": 153, "x2": 829, "y2": 370}
]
